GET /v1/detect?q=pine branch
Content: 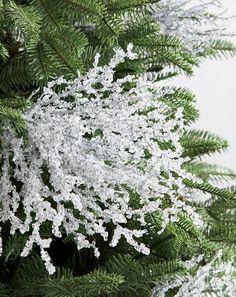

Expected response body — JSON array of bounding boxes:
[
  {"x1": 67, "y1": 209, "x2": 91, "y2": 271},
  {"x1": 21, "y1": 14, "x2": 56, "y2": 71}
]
[
  {"x1": 103, "y1": 254, "x2": 185, "y2": 296},
  {"x1": 0, "y1": 53, "x2": 30, "y2": 92},
  {"x1": 0, "y1": 43, "x2": 9, "y2": 61},
  {"x1": 204, "y1": 186, "x2": 236, "y2": 224},
  {"x1": 10, "y1": 255, "x2": 124, "y2": 297},
  {"x1": 5, "y1": 1, "x2": 41, "y2": 42},
  {"x1": 0, "y1": 106, "x2": 26, "y2": 135},
  {"x1": 106, "y1": 0, "x2": 161, "y2": 11},
  {"x1": 184, "y1": 179, "x2": 235, "y2": 201},
  {"x1": 198, "y1": 39, "x2": 236, "y2": 59},
  {"x1": 0, "y1": 97, "x2": 30, "y2": 111},
  {"x1": 146, "y1": 211, "x2": 201, "y2": 260},
  {"x1": 1, "y1": 234, "x2": 27, "y2": 262},
  {"x1": 184, "y1": 162, "x2": 236, "y2": 184},
  {"x1": 158, "y1": 86, "x2": 199, "y2": 123},
  {"x1": 181, "y1": 129, "x2": 228, "y2": 158},
  {"x1": 40, "y1": 269, "x2": 124, "y2": 297},
  {"x1": 206, "y1": 222, "x2": 236, "y2": 243}
]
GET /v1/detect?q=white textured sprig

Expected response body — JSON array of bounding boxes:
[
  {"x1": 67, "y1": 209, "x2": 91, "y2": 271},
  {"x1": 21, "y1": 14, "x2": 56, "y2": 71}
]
[
  {"x1": 153, "y1": 251, "x2": 236, "y2": 297},
  {"x1": 0, "y1": 44, "x2": 202, "y2": 273},
  {"x1": 154, "y1": 0, "x2": 232, "y2": 54}
]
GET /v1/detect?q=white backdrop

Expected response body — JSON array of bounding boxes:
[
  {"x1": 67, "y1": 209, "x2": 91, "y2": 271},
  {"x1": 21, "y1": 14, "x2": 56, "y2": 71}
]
[{"x1": 173, "y1": 0, "x2": 236, "y2": 171}]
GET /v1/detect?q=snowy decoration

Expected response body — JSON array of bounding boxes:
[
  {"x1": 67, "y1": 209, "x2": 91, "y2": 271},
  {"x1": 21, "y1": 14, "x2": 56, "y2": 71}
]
[
  {"x1": 154, "y1": 0, "x2": 231, "y2": 54},
  {"x1": 153, "y1": 251, "x2": 236, "y2": 297},
  {"x1": 0, "y1": 44, "x2": 202, "y2": 273}
]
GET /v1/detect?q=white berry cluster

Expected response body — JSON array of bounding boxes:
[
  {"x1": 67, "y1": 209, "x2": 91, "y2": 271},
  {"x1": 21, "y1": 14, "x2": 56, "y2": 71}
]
[{"x1": 0, "y1": 44, "x2": 202, "y2": 273}]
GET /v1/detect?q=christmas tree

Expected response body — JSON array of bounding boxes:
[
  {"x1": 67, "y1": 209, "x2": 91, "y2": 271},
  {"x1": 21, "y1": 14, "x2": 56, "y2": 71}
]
[{"x1": 0, "y1": 1, "x2": 236, "y2": 296}]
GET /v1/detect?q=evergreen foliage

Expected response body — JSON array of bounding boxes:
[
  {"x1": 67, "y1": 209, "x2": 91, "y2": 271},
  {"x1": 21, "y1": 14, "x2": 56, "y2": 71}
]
[
  {"x1": 184, "y1": 162, "x2": 236, "y2": 184},
  {"x1": 181, "y1": 129, "x2": 229, "y2": 159},
  {"x1": 0, "y1": 0, "x2": 236, "y2": 296}
]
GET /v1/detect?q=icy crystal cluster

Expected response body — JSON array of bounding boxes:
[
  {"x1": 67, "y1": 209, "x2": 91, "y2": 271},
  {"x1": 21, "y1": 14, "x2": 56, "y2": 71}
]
[
  {"x1": 154, "y1": 0, "x2": 230, "y2": 54},
  {"x1": 0, "y1": 45, "x2": 202, "y2": 273},
  {"x1": 153, "y1": 251, "x2": 236, "y2": 297}
]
